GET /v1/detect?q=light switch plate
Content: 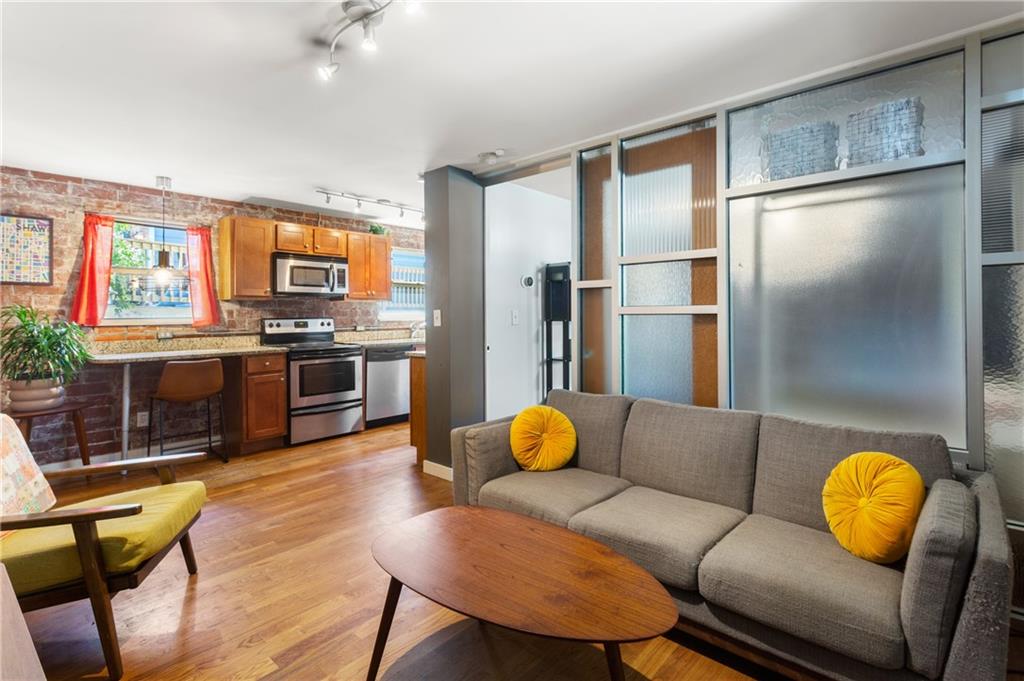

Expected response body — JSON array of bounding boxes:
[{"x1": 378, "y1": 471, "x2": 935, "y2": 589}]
[
  {"x1": 511, "y1": 309, "x2": 520, "y2": 326},
  {"x1": 433, "y1": 309, "x2": 442, "y2": 327}
]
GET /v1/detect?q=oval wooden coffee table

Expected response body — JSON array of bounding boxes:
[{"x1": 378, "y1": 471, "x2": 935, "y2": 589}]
[{"x1": 366, "y1": 505, "x2": 677, "y2": 681}]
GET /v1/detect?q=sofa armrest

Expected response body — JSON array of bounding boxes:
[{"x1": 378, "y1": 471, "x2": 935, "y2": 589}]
[
  {"x1": 451, "y1": 416, "x2": 516, "y2": 506},
  {"x1": 942, "y1": 471, "x2": 1014, "y2": 681}
]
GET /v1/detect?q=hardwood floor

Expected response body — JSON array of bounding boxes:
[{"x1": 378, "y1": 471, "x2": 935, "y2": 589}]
[{"x1": 22, "y1": 423, "x2": 1018, "y2": 680}]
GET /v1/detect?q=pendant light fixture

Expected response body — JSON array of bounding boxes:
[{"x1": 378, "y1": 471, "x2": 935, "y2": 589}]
[{"x1": 153, "y1": 176, "x2": 174, "y2": 286}]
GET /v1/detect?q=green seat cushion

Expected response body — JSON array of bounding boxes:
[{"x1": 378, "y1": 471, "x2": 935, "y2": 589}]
[{"x1": 1, "y1": 481, "x2": 206, "y2": 595}]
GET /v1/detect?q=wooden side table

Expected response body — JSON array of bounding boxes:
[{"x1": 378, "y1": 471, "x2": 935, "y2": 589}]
[{"x1": 8, "y1": 399, "x2": 92, "y2": 466}]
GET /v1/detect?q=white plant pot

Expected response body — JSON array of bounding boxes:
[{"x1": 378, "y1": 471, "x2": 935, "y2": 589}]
[{"x1": 7, "y1": 378, "x2": 65, "y2": 412}]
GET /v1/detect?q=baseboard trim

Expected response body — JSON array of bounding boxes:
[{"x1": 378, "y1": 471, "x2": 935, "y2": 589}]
[
  {"x1": 40, "y1": 436, "x2": 220, "y2": 473},
  {"x1": 422, "y1": 460, "x2": 453, "y2": 481}
]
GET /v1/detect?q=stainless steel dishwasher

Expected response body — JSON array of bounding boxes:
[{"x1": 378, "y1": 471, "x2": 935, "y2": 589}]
[{"x1": 365, "y1": 344, "x2": 415, "y2": 423}]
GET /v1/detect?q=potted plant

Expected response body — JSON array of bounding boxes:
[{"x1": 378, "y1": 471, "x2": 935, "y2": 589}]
[{"x1": 0, "y1": 304, "x2": 92, "y2": 412}]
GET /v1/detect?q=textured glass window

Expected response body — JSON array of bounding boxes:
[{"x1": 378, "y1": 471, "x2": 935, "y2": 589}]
[
  {"x1": 730, "y1": 165, "x2": 966, "y2": 447},
  {"x1": 981, "y1": 105, "x2": 1024, "y2": 253},
  {"x1": 622, "y1": 314, "x2": 717, "y2": 405},
  {"x1": 729, "y1": 52, "x2": 964, "y2": 187},
  {"x1": 579, "y1": 288, "x2": 613, "y2": 393},
  {"x1": 622, "y1": 120, "x2": 716, "y2": 256},
  {"x1": 621, "y1": 260, "x2": 716, "y2": 307},
  {"x1": 579, "y1": 146, "x2": 614, "y2": 280},
  {"x1": 983, "y1": 265, "x2": 1024, "y2": 522},
  {"x1": 982, "y1": 33, "x2": 1024, "y2": 98}
]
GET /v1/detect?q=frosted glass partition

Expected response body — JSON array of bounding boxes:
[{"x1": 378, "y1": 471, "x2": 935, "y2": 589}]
[
  {"x1": 729, "y1": 52, "x2": 964, "y2": 187},
  {"x1": 983, "y1": 265, "x2": 1024, "y2": 521},
  {"x1": 579, "y1": 146, "x2": 614, "y2": 280},
  {"x1": 730, "y1": 165, "x2": 966, "y2": 447},
  {"x1": 981, "y1": 105, "x2": 1024, "y2": 253},
  {"x1": 982, "y1": 33, "x2": 1024, "y2": 97},
  {"x1": 579, "y1": 288, "x2": 613, "y2": 393},
  {"x1": 622, "y1": 314, "x2": 717, "y2": 405},
  {"x1": 622, "y1": 120, "x2": 716, "y2": 256},
  {"x1": 621, "y1": 260, "x2": 716, "y2": 307}
]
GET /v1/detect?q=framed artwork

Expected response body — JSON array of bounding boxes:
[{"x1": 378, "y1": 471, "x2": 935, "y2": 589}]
[{"x1": 1, "y1": 214, "x2": 53, "y2": 285}]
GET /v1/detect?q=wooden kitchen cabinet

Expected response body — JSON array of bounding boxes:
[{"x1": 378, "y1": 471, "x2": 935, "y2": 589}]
[
  {"x1": 348, "y1": 232, "x2": 392, "y2": 300},
  {"x1": 222, "y1": 353, "x2": 288, "y2": 456},
  {"x1": 245, "y1": 371, "x2": 287, "y2": 440},
  {"x1": 218, "y1": 216, "x2": 275, "y2": 299},
  {"x1": 314, "y1": 228, "x2": 347, "y2": 256},
  {"x1": 276, "y1": 223, "x2": 313, "y2": 253}
]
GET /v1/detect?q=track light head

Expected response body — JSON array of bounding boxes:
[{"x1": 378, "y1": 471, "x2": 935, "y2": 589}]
[
  {"x1": 361, "y1": 21, "x2": 377, "y2": 51},
  {"x1": 318, "y1": 61, "x2": 340, "y2": 81},
  {"x1": 355, "y1": 200, "x2": 363, "y2": 213}
]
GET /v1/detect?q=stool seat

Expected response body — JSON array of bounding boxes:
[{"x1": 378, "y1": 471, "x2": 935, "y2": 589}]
[{"x1": 153, "y1": 359, "x2": 224, "y2": 403}]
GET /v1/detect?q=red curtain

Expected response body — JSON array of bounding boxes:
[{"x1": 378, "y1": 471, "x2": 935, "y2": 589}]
[
  {"x1": 186, "y1": 226, "x2": 220, "y2": 328},
  {"x1": 70, "y1": 214, "x2": 115, "y2": 326}
]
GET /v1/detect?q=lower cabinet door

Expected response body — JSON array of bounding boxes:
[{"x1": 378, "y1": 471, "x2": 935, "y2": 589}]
[{"x1": 245, "y1": 372, "x2": 287, "y2": 440}]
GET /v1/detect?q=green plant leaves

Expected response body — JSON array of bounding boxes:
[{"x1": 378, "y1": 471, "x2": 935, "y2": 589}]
[{"x1": 0, "y1": 304, "x2": 93, "y2": 382}]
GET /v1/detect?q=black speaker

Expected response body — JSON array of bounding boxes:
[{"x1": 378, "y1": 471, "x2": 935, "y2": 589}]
[{"x1": 544, "y1": 263, "x2": 571, "y2": 322}]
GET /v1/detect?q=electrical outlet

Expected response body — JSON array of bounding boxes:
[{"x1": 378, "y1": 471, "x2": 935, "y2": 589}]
[
  {"x1": 433, "y1": 309, "x2": 442, "y2": 327},
  {"x1": 137, "y1": 411, "x2": 149, "y2": 428},
  {"x1": 157, "y1": 330, "x2": 174, "y2": 340}
]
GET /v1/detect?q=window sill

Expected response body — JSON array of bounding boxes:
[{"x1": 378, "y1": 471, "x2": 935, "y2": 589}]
[{"x1": 98, "y1": 318, "x2": 194, "y2": 327}]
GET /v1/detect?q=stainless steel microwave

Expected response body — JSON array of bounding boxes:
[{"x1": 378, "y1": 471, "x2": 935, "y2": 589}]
[{"x1": 272, "y1": 253, "x2": 348, "y2": 296}]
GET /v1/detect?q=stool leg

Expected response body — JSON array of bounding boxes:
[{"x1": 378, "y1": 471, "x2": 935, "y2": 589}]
[
  {"x1": 158, "y1": 400, "x2": 165, "y2": 456},
  {"x1": 18, "y1": 417, "x2": 33, "y2": 443},
  {"x1": 218, "y1": 393, "x2": 228, "y2": 463},
  {"x1": 71, "y1": 408, "x2": 91, "y2": 466},
  {"x1": 147, "y1": 397, "x2": 154, "y2": 457},
  {"x1": 206, "y1": 397, "x2": 214, "y2": 454}
]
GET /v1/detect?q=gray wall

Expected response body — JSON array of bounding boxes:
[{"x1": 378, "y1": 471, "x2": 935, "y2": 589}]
[{"x1": 424, "y1": 166, "x2": 486, "y2": 467}]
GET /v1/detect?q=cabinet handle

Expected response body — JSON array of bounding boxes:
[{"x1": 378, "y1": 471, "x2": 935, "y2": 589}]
[
  {"x1": 264, "y1": 361, "x2": 270, "y2": 366},
  {"x1": 265, "y1": 288, "x2": 271, "y2": 293},
  {"x1": 280, "y1": 377, "x2": 285, "y2": 382},
  {"x1": 304, "y1": 243, "x2": 310, "y2": 248}
]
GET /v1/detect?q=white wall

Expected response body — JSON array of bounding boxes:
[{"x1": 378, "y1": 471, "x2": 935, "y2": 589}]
[{"x1": 484, "y1": 178, "x2": 571, "y2": 420}]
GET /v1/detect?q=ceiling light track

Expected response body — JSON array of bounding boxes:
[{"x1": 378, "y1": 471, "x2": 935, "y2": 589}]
[
  {"x1": 318, "y1": 0, "x2": 397, "y2": 80},
  {"x1": 315, "y1": 188, "x2": 423, "y2": 218}
]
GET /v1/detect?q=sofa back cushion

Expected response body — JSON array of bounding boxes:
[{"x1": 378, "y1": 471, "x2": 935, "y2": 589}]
[
  {"x1": 546, "y1": 390, "x2": 634, "y2": 477},
  {"x1": 619, "y1": 399, "x2": 762, "y2": 511},
  {"x1": 753, "y1": 414, "x2": 954, "y2": 532}
]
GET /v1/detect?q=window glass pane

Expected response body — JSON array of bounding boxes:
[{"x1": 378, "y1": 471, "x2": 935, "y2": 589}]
[
  {"x1": 984, "y1": 264, "x2": 1024, "y2": 522},
  {"x1": 621, "y1": 259, "x2": 716, "y2": 307},
  {"x1": 621, "y1": 120, "x2": 716, "y2": 257},
  {"x1": 105, "y1": 222, "x2": 191, "y2": 321},
  {"x1": 622, "y1": 314, "x2": 717, "y2": 405},
  {"x1": 579, "y1": 146, "x2": 613, "y2": 280},
  {"x1": 981, "y1": 104, "x2": 1024, "y2": 253},
  {"x1": 729, "y1": 52, "x2": 964, "y2": 187},
  {"x1": 382, "y1": 249, "x2": 425, "y2": 318},
  {"x1": 730, "y1": 165, "x2": 966, "y2": 447},
  {"x1": 579, "y1": 288, "x2": 612, "y2": 393},
  {"x1": 982, "y1": 32, "x2": 1024, "y2": 98}
]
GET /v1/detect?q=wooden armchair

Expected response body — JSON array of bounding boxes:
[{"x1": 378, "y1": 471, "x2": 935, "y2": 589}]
[{"x1": 0, "y1": 417, "x2": 208, "y2": 681}]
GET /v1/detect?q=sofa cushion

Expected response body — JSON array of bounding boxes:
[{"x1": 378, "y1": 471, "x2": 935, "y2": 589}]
[
  {"x1": 901, "y1": 479, "x2": 977, "y2": 679},
  {"x1": 619, "y1": 400, "x2": 761, "y2": 511},
  {"x1": 698, "y1": 514, "x2": 905, "y2": 669},
  {"x1": 753, "y1": 414, "x2": 953, "y2": 532},
  {"x1": 546, "y1": 390, "x2": 634, "y2": 477},
  {"x1": 477, "y1": 468, "x2": 630, "y2": 527},
  {"x1": 568, "y1": 486, "x2": 746, "y2": 591},
  {"x1": 463, "y1": 421, "x2": 520, "y2": 505}
]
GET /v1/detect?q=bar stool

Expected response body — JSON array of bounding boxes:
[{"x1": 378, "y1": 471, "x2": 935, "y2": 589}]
[{"x1": 147, "y1": 358, "x2": 227, "y2": 462}]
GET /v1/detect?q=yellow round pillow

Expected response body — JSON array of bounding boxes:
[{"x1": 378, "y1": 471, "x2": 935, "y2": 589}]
[
  {"x1": 822, "y1": 451, "x2": 926, "y2": 564},
  {"x1": 509, "y1": 406, "x2": 577, "y2": 471}
]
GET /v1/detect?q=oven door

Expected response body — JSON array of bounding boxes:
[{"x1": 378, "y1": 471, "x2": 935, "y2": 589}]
[
  {"x1": 274, "y1": 254, "x2": 344, "y2": 296},
  {"x1": 290, "y1": 354, "x2": 363, "y2": 408}
]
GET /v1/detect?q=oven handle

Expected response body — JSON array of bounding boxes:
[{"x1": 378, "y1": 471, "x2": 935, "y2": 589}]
[
  {"x1": 290, "y1": 355, "x2": 361, "y2": 366},
  {"x1": 291, "y1": 400, "x2": 363, "y2": 416},
  {"x1": 329, "y1": 263, "x2": 336, "y2": 292}
]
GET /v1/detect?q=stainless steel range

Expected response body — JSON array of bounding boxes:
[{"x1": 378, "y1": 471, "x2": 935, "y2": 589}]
[{"x1": 260, "y1": 317, "x2": 364, "y2": 444}]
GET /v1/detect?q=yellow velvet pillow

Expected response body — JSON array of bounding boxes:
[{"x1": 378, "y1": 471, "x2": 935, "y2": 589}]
[
  {"x1": 509, "y1": 406, "x2": 577, "y2": 471},
  {"x1": 822, "y1": 451, "x2": 926, "y2": 564}
]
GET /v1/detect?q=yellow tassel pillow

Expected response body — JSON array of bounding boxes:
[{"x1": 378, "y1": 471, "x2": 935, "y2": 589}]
[
  {"x1": 509, "y1": 406, "x2": 577, "y2": 471},
  {"x1": 822, "y1": 451, "x2": 926, "y2": 564}
]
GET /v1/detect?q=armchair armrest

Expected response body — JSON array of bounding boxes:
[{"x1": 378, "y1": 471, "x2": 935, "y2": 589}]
[
  {"x1": 0, "y1": 504, "x2": 142, "y2": 531},
  {"x1": 451, "y1": 416, "x2": 516, "y2": 506},
  {"x1": 44, "y1": 452, "x2": 207, "y2": 484},
  {"x1": 453, "y1": 419, "x2": 520, "y2": 506}
]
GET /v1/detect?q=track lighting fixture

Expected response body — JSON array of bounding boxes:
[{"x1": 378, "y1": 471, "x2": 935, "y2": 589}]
[
  {"x1": 315, "y1": 188, "x2": 423, "y2": 225},
  {"x1": 361, "y1": 21, "x2": 377, "y2": 51},
  {"x1": 316, "y1": 0, "x2": 423, "y2": 78},
  {"x1": 317, "y1": 58, "x2": 340, "y2": 81},
  {"x1": 355, "y1": 200, "x2": 362, "y2": 213}
]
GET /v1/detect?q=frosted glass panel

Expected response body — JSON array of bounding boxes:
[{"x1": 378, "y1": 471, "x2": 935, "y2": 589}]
[
  {"x1": 622, "y1": 121, "x2": 716, "y2": 256},
  {"x1": 579, "y1": 288, "x2": 613, "y2": 393},
  {"x1": 623, "y1": 315, "x2": 693, "y2": 403},
  {"x1": 621, "y1": 260, "x2": 716, "y2": 307},
  {"x1": 729, "y1": 53, "x2": 964, "y2": 187},
  {"x1": 730, "y1": 165, "x2": 966, "y2": 447},
  {"x1": 580, "y1": 146, "x2": 614, "y2": 280},
  {"x1": 981, "y1": 105, "x2": 1024, "y2": 253},
  {"x1": 982, "y1": 33, "x2": 1024, "y2": 97},
  {"x1": 983, "y1": 264, "x2": 1024, "y2": 522}
]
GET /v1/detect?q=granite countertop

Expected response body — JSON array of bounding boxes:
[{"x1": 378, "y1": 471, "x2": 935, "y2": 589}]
[{"x1": 89, "y1": 345, "x2": 284, "y2": 364}]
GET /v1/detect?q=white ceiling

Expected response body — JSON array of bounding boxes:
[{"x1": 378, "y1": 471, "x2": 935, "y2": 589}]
[
  {"x1": 2, "y1": 1, "x2": 1020, "y2": 221},
  {"x1": 511, "y1": 166, "x2": 572, "y2": 200}
]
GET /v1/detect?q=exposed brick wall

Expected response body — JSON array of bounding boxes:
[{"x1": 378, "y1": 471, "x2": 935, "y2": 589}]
[{"x1": 1, "y1": 166, "x2": 425, "y2": 463}]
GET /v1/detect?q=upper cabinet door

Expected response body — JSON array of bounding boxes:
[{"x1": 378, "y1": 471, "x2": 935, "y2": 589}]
[
  {"x1": 314, "y1": 228, "x2": 347, "y2": 257},
  {"x1": 233, "y1": 218, "x2": 275, "y2": 298},
  {"x1": 368, "y1": 234, "x2": 392, "y2": 300},
  {"x1": 276, "y1": 223, "x2": 313, "y2": 253},
  {"x1": 347, "y1": 232, "x2": 371, "y2": 298}
]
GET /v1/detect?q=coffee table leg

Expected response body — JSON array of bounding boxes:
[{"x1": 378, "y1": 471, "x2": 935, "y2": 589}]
[
  {"x1": 604, "y1": 642, "x2": 625, "y2": 681},
  {"x1": 366, "y1": 577, "x2": 403, "y2": 681}
]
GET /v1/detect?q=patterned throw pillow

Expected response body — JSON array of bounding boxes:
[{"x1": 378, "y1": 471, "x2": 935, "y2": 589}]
[{"x1": 1, "y1": 414, "x2": 56, "y2": 537}]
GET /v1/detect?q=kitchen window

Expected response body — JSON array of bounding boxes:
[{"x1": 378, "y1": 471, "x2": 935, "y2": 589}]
[
  {"x1": 379, "y1": 248, "x2": 425, "y2": 321},
  {"x1": 104, "y1": 221, "x2": 192, "y2": 323}
]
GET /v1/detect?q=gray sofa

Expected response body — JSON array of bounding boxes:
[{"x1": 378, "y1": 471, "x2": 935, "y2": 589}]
[{"x1": 450, "y1": 390, "x2": 1014, "y2": 681}]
